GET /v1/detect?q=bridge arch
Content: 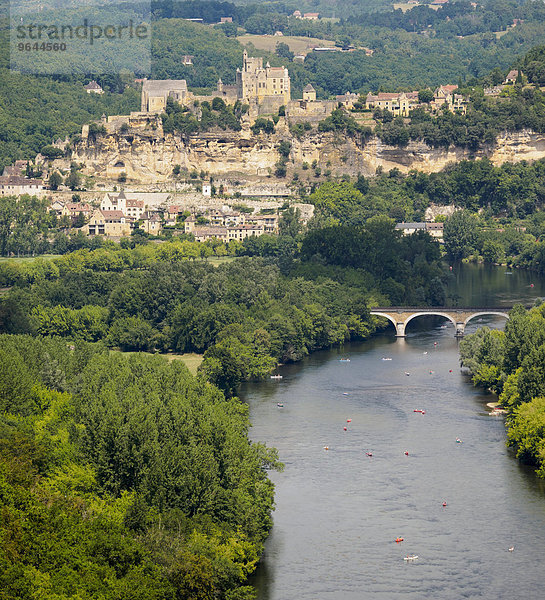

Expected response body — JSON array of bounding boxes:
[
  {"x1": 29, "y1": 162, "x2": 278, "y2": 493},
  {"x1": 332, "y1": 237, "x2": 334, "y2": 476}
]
[
  {"x1": 463, "y1": 311, "x2": 509, "y2": 327},
  {"x1": 371, "y1": 310, "x2": 405, "y2": 337},
  {"x1": 404, "y1": 312, "x2": 457, "y2": 331}
]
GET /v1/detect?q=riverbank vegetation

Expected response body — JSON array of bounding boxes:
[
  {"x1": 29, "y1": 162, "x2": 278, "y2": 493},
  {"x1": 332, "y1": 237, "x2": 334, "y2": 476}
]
[
  {"x1": 0, "y1": 334, "x2": 281, "y2": 598},
  {"x1": 0, "y1": 216, "x2": 445, "y2": 393},
  {"x1": 302, "y1": 159, "x2": 545, "y2": 271},
  {"x1": 460, "y1": 303, "x2": 545, "y2": 476}
]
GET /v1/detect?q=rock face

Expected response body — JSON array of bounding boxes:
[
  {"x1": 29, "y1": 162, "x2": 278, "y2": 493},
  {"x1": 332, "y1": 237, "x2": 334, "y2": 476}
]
[{"x1": 71, "y1": 123, "x2": 545, "y2": 184}]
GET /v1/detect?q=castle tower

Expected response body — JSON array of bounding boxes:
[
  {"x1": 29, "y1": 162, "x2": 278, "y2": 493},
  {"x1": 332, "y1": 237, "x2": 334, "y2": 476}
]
[{"x1": 303, "y1": 84, "x2": 316, "y2": 102}]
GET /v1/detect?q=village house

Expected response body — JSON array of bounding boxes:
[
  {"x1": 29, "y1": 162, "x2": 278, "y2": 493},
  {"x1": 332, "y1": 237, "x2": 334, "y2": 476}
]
[
  {"x1": 425, "y1": 222, "x2": 444, "y2": 240},
  {"x1": 184, "y1": 215, "x2": 197, "y2": 234},
  {"x1": 84, "y1": 81, "x2": 104, "y2": 94},
  {"x1": 61, "y1": 202, "x2": 93, "y2": 219},
  {"x1": 227, "y1": 224, "x2": 265, "y2": 241},
  {"x1": 395, "y1": 222, "x2": 444, "y2": 241},
  {"x1": 336, "y1": 92, "x2": 360, "y2": 108},
  {"x1": 164, "y1": 205, "x2": 183, "y2": 226},
  {"x1": 0, "y1": 175, "x2": 44, "y2": 197},
  {"x1": 125, "y1": 199, "x2": 146, "y2": 220},
  {"x1": 2, "y1": 160, "x2": 28, "y2": 177},
  {"x1": 302, "y1": 13, "x2": 319, "y2": 20},
  {"x1": 246, "y1": 214, "x2": 279, "y2": 234},
  {"x1": 193, "y1": 227, "x2": 229, "y2": 243},
  {"x1": 84, "y1": 209, "x2": 132, "y2": 237},
  {"x1": 366, "y1": 92, "x2": 418, "y2": 117},
  {"x1": 140, "y1": 211, "x2": 163, "y2": 235},
  {"x1": 49, "y1": 199, "x2": 65, "y2": 215},
  {"x1": 100, "y1": 191, "x2": 146, "y2": 220},
  {"x1": 504, "y1": 69, "x2": 523, "y2": 85},
  {"x1": 431, "y1": 85, "x2": 467, "y2": 113},
  {"x1": 208, "y1": 209, "x2": 246, "y2": 226},
  {"x1": 395, "y1": 222, "x2": 426, "y2": 235},
  {"x1": 101, "y1": 190, "x2": 128, "y2": 212}
]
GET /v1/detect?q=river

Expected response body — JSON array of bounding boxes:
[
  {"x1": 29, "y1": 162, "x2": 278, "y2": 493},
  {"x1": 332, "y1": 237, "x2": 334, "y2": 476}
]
[{"x1": 242, "y1": 264, "x2": 545, "y2": 600}]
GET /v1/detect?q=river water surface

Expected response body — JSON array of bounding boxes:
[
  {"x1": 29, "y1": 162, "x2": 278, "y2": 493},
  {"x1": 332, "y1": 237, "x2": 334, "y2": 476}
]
[{"x1": 243, "y1": 264, "x2": 545, "y2": 600}]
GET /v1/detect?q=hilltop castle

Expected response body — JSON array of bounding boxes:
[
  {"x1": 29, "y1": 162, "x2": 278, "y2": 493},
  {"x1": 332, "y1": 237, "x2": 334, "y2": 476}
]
[
  {"x1": 216, "y1": 50, "x2": 291, "y2": 109},
  {"x1": 140, "y1": 51, "x2": 291, "y2": 115}
]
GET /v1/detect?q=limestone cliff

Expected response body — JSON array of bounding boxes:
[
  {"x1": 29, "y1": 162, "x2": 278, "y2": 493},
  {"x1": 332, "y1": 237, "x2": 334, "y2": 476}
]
[{"x1": 70, "y1": 121, "x2": 545, "y2": 184}]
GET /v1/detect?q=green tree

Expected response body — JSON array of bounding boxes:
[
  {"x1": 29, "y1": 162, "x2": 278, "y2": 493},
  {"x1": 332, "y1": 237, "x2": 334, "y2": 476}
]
[
  {"x1": 276, "y1": 42, "x2": 294, "y2": 62},
  {"x1": 481, "y1": 238, "x2": 505, "y2": 263},
  {"x1": 48, "y1": 171, "x2": 63, "y2": 190},
  {"x1": 443, "y1": 210, "x2": 479, "y2": 260},
  {"x1": 65, "y1": 170, "x2": 82, "y2": 191},
  {"x1": 418, "y1": 89, "x2": 434, "y2": 103}
]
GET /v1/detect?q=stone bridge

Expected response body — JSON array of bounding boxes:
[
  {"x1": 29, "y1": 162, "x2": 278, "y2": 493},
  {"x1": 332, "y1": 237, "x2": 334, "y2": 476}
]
[{"x1": 370, "y1": 307, "x2": 511, "y2": 337}]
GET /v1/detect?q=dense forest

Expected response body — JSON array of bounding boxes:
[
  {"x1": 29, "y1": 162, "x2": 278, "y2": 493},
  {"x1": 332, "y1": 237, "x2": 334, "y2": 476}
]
[
  {"x1": 0, "y1": 334, "x2": 281, "y2": 599},
  {"x1": 343, "y1": 158, "x2": 545, "y2": 220},
  {"x1": 0, "y1": 216, "x2": 446, "y2": 391},
  {"x1": 460, "y1": 303, "x2": 545, "y2": 477}
]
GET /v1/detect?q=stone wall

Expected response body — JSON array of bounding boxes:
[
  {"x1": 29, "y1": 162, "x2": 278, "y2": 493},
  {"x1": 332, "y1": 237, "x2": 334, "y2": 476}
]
[{"x1": 287, "y1": 100, "x2": 337, "y2": 123}]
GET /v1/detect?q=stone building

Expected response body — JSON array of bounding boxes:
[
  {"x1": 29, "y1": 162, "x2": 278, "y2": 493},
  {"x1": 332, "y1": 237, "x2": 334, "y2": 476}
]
[
  {"x1": 0, "y1": 175, "x2": 44, "y2": 197},
  {"x1": 101, "y1": 190, "x2": 146, "y2": 219},
  {"x1": 84, "y1": 209, "x2": 132, "y2": 237},
  {"x1": 141, "y1": 79, "x2": 189, "y2": 113},
  {"x1": 84, "y1": 81, "x2": 103, "y2": 94},
  {"x1": 302, "y1": 84, "x2": 316, "y2": 102},
  {"x1": 365, "y1": 92, "x2": 418, "y2": 117},
  {"x1": 431, "y1": 85, "x2": 468, "y2": 114},
  {"x1": 217, "y1": 50, "x2": 291, "y2": 108}
]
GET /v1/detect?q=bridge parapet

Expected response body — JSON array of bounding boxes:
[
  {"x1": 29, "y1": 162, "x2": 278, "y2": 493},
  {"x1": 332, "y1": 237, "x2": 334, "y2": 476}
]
[{"x1": 370, "y1": 307, "x2": 511, "y2": 337}]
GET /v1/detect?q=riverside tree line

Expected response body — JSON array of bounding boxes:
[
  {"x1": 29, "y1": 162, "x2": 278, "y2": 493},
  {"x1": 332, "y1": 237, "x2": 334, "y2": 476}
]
[
  {"x1": 460, "y1": 304, "x2": 545, "y2": 478},
  {"x1": 0, "y1": 216, "x2": 445, "y2": 394}
]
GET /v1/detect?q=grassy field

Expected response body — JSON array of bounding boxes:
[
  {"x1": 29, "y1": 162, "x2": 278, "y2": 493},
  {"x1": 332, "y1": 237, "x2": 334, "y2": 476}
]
[
  {"x1": 0, "y1": 254, "x2": 62, "y2": 263},
  {"x1": 111, "y1": 350, "x2": 204, "y2": 374},
  {"x1": 207, "y1": 256, "x2": 237, "y2": 267},
  {"x1": 393, "y1": 2, "x2": 421, "y2": 12},
  {"x1": 237, "y1": 34, "x2": 336, "y2": 56},
  {"x1": 0, "y1": 255, "x2": 236, "y2": 267},
  {"x1": 164, "y1": 352, "x2": 203, "y2": 374}
]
